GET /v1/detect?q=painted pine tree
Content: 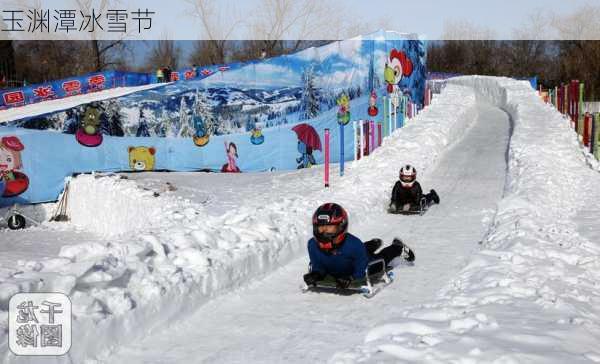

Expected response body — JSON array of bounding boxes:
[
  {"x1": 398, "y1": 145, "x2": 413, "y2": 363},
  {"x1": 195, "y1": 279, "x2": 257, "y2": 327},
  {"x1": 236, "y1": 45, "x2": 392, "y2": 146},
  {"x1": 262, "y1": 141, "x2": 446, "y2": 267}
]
[
  {"x1": 178, "y1": 96, "x2": 196, "y2": 137},
  {"x1": 193, "y1": 88, "x2": 217, "y2": 135},
  {"x1": 301, "y1": 66, "x2": 320, "y2": 120},
  {"x1": 136, "y1": 110, "x2": 151, "y2": 137}
]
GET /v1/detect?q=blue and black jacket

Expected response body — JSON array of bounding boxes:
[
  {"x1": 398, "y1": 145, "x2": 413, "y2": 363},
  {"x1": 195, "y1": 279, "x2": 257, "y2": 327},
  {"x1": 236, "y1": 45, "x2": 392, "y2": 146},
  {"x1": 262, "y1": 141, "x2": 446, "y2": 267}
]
[{"x1": 307, "y1": 233, "x2": 369, "y2": 280}]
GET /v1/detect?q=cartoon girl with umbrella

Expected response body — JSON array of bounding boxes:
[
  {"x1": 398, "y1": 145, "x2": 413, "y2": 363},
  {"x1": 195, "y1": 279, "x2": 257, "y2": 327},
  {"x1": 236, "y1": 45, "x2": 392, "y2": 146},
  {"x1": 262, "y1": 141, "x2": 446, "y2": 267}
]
[
  {"x1": 0, "y1": 136, "x2": 29, "y2": 197},
  {"x1": 292, "y1": 123, "x2": 322, "y2": 169}
]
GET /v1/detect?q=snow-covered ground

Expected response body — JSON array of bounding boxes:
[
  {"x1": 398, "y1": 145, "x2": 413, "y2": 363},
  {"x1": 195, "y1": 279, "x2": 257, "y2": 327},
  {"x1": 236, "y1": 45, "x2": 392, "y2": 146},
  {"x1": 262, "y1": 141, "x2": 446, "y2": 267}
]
[
  {"x1": 1, "y1": 76, "x2": 599, "y2": 363},
  {"x1": 0, "y1": 83, "x2": 168, "y2": 124}
]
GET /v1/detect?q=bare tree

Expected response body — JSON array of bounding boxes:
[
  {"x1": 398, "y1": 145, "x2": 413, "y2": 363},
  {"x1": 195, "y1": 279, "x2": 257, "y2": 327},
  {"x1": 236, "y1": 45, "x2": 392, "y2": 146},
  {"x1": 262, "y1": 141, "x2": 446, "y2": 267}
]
[
  {"x1": 551, "y1": 5, "x2": 600, "y2": 99},
  {"x1": 185, "y1": 0, "x2": 241, "y2": 64},
  {"x1": 248, "y1": 0, "x2": 338, "y2": 55},
  {"x1": 74, "y1": 0, "x2": 131, "y2": 71},
  {"x1": 146, "y1": 37, "x2": 182, "y2": 71}
]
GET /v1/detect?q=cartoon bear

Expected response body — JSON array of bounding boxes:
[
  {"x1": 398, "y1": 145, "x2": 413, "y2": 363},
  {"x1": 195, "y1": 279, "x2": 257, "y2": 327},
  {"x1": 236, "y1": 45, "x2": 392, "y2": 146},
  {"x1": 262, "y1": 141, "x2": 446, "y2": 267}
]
[{"x1": 128, "y1": 146, "x2": 156, "y2": 171}]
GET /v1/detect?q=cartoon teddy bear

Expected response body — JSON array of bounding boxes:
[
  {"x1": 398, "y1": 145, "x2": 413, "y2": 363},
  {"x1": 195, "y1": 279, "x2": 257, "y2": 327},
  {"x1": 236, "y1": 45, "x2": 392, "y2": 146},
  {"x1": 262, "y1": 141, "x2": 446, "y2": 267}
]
[{"x1": 128, "y1": 146, "x2": 156, "y2": 171}]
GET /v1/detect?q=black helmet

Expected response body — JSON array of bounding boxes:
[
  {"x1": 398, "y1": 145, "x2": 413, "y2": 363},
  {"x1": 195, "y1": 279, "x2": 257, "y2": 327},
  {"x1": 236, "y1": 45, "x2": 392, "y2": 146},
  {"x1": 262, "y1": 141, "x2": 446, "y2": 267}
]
[
  {"x1": 312, "y1": 203, "x2": 348, "y2": 251},
  {"x1": 399, "y1": 164, "x2": 416, "y2": 187}
]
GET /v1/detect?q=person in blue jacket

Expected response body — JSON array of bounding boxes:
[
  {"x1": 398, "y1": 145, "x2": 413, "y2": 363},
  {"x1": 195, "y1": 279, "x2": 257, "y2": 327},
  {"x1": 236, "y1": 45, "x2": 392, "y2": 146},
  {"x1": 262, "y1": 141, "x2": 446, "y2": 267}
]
[{"x1": 303, "y1": 203, "x2": 415, "y2": 289}]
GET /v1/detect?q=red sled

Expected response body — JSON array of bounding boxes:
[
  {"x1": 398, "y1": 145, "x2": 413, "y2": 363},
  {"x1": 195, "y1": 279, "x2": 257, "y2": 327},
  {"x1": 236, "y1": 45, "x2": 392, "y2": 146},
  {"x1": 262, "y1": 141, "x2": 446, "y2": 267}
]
[
  {"x1": 2, "y1": 171, "x2": 29, "y2": 197},
  {"x1": 368, "y1": 106, "x2": 378, "y2": 117},
  {"x1": 76, "y1": 128, "x2": 103, "y2": 147}
]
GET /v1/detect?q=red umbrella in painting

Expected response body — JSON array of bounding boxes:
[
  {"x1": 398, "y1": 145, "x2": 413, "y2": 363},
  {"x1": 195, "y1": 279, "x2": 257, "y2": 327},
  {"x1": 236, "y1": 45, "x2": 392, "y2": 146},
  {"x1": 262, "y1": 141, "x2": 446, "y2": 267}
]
[{"x1": 292, "y1": 123, "x2": 322, "y2": 151}]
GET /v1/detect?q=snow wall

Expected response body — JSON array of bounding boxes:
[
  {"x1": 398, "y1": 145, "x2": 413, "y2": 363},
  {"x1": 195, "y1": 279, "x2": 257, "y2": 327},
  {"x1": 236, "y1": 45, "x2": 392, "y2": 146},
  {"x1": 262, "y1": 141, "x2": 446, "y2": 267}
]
[{"x1": 0, "y1": 30, "x2": 427, "y2": 207}]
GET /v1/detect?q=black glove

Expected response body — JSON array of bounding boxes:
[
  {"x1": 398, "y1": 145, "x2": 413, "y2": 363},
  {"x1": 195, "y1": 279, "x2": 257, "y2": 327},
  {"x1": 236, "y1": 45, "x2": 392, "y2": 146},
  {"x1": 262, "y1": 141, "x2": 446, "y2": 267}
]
[
  {"x1": 336, "y1": 277, "x2": 353, "y2": 289},
  {"x1": 303, "y1": 271, "x2": 324, "y2": 286}
]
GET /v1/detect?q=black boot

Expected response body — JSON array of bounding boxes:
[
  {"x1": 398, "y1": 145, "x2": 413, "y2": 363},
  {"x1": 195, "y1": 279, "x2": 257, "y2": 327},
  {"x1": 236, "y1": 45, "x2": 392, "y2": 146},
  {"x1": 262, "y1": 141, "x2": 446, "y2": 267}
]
[
  {"x1": 392, "y1": 238, "x2": 415, "y2": 262},
  {"x1": 429, "y1": 189, "x2": 440, "y2": 204},
  {"x1": 364, "y1": 238, "x2": 383, "y2": 255}
]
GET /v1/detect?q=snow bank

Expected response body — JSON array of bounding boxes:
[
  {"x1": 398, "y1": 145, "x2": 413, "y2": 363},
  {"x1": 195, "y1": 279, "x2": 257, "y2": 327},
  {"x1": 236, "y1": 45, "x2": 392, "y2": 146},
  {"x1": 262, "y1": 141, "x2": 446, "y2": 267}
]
[
  {"x1": 0, "y1": 83, "x2": 479, "y2": 362},
  {"x1": 332, "y1": 76, "x2": 600, "y2": 363}
]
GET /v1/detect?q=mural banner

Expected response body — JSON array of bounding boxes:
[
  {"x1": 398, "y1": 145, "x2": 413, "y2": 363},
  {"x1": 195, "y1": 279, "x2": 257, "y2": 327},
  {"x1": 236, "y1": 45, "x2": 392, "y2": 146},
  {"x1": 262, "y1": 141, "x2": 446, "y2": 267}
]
[{"x1": 0, "y1": 30, "x2": 427, "y2": 207}]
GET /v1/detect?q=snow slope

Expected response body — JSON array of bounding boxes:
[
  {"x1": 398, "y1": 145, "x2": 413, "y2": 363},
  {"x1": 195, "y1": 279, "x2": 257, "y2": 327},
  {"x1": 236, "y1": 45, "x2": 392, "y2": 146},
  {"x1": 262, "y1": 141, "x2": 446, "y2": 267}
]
[
  {"x1": 107, "y1": 101, "x2": 509, "y2": 363},
  {"x1": 2, "y1": 76, "x2": 599, "y2": 363},
  {"x1": 0, "y1": 81, "x2": 478, "y2": 362}
]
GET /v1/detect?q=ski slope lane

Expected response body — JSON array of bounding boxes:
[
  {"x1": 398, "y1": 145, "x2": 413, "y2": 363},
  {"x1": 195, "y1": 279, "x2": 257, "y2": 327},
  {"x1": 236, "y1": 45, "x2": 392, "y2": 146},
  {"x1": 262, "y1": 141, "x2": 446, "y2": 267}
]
[{"x1": 107, "y1": 103, "x2": 510, "y2": 363}]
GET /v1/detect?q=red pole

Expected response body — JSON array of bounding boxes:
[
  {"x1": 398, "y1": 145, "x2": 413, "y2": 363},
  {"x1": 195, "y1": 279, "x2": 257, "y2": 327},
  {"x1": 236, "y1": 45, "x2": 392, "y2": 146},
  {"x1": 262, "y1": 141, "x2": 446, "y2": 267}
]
[
  {"x1": 324, "y1": 128, "x2": 330, "y2": 188},
  {"x1": 369, "y1": 121, "x2": 375, "y2": 153},
  {"x1": 364, "y1": 122, "x2": 370, "y2": 156},
  {"x1": 584, "y1": 113, "x2": 591, "y2": 147},
  {"x1": 377, "y1": 123, "x2": 382, "y2": 147},
  {"x1": 574, "y1": 80, "x2": 580, "y2": 131}
]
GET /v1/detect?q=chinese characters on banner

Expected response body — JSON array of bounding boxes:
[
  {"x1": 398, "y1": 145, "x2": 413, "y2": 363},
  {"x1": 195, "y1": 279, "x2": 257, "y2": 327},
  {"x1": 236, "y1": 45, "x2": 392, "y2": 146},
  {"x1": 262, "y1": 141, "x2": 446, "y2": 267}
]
[
  {"x1": 9, "y1": 293, "x2": 72, "y2": 356},
  {"x1": 1, "y1": 8, "x2": 155, "y2": 33}
]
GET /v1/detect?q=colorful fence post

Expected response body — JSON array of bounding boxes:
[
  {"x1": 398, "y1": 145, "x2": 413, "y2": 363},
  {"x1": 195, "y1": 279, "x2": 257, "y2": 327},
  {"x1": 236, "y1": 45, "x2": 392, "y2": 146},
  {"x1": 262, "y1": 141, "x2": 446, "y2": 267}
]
[
  {"x1": 364, "y1": 121, "x2": 370, "y2": 156},
  {"x1": 377, "y1": 123, "x2": 382, "y2": 147},
  {"x1": 570, "y1": 80, "x2": 579, "y2": 130},
  {"x1": 564, "y1": 84, "x2": 568, "y2": 115},
  {"x1": 339, "y1": 123, "x2": 345, "y2": 177},
  {"x1": 359, "y1": 119, "x2": 365, "y2": 160},
  {"x1": 595, "y1": 113, "x2": 600, "y2": 160},
  {"x1": 583, "y1": 113, "x2": 591, "y2": 147},
  {"x1": 353, "y1": 120, "x2": 358, "y2": 161},
  {"x1": 324, "y1": 128, "x2": 330, "y2": 188},
  {"x1": 382, "y1": 96, "x2": 389, "y2": 137},
  {"x1": 590, "y1": 113, "x2": 595, "y2": 154},
  {"x1": 388, "y1": 96, "x2": 393, "y2": 134},
  {"x1": 369, "y1": 120, "x2": 375, "y2": 153},
  {"x1": 578, "y1": 82, "x2": 585, "y2": 136}
]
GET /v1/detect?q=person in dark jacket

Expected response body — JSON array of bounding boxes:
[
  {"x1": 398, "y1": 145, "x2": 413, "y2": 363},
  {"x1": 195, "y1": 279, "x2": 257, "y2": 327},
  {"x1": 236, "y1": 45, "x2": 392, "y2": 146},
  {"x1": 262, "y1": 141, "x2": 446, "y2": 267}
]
[
  {"x1": 303, "y1": 203, "x2": 414, "y2": 289},
  {"x1": 390, "y1": 164, "x2": 439, "y2": 213}
]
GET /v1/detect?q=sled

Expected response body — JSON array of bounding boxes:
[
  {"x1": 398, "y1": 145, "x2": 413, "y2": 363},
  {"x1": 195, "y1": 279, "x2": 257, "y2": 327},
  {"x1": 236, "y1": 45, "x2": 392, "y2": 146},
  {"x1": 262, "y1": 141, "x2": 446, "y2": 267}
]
[
  {"x1": 301, "y1": 259, "x2": 394, "y2": 299},
  {"x1": 387, "y1": 197, "x2": 428, "y2": 216},
  {"x1": 76, "y1": 128, "x2": 103, "y2": 147},
  {"x1": 2, "y1": 171, "x2": 30, "y2": 197}
]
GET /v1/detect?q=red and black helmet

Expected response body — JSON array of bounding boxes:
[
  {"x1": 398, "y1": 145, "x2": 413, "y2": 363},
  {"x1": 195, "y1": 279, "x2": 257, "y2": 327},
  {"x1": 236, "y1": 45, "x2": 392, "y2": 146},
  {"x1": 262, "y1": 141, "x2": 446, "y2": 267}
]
[{"x1": 312, "y1": 203, "x2": 348, "y2": 251}]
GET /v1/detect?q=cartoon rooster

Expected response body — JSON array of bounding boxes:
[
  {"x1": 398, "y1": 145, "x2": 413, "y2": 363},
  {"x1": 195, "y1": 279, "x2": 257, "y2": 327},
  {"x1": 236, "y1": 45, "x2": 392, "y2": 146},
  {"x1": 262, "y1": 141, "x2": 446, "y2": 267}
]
[{"x1": 384, "y1": 49, "x2": 413, "y2": 94}]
